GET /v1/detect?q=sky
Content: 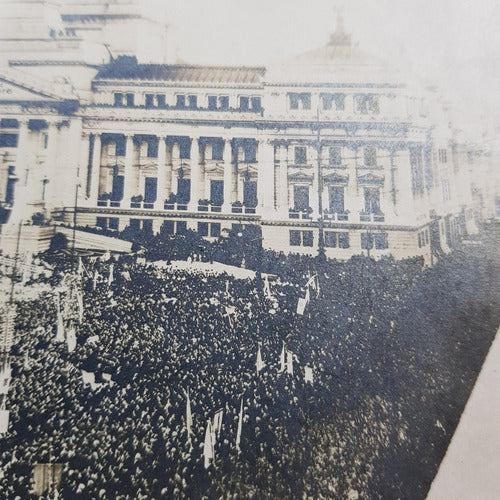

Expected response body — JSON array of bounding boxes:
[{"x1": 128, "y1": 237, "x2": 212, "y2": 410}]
[{"x1": 146, "y1": 0, "x2": 499, "y2": 140}]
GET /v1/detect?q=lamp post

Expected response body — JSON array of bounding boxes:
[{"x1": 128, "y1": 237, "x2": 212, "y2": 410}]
[{"x1": 315, "y1": 109, "x2": 326, "y2": 262}]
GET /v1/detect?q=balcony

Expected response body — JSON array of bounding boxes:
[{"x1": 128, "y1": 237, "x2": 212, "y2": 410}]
[
  {"x1": 323, "y1": 210, "x2": 349, "y2": 222},
  {"x1": 289, "y1": 208, "x2": 312, "y2": 220},
  {"x1": 359, "y1": 212, "x2": 385, "y2": 223}
]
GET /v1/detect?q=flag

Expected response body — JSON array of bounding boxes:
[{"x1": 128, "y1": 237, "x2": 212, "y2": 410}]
[
  {"x1": 92, "y1": 271, "x2": 99, "y2": 290},
  {"x1": 305, "y1": 366, "x2": 314, "y2": 384},
  {"x1": 81, "y1": 370, "x2": 95, "y2": 386},
  {"x1": 224, "y1": 305, "x2": 236, "y2": 328},
  {"x1": 263, "y1": 274, "x2": 272, "y2": 298},
  {"x1": 0, "y1": 410, "x2": 9, "y2": 434},
  {"x1": 186, "y1": 390, "x2": 193, "y2": 443},
  {"x1": 286, "y1": 350, "x2": 294, "y2": 375},
  {"x1": 256, "y1": 344, "x2": 265, "y2": 374},
  {"x1": 108, "y1": 263, "x2": 114, "y2": 286},
  {"x1": 55, "y1": 310, "x2": 65, "y2": 343},
  {"x1": 236, "y1": 397, "x2": 243, "y2": 453},
  {"x1": 278, "y1": 343, "x2": 286, "y2": 373},
  {"x1": 67, "y1": 325, "x2": 76, "y2": 352},
  {"x1": 76, "y1": 290, "x2": 84, "y2": 323},
  {"x1": 203, "y1": 420, "x2": 215, "y2": 469},
  {"x1": 213, "y1": 408, "x2": 223, "y2": 439}
]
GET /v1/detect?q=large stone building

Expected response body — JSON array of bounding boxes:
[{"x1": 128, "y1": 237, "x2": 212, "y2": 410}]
[{"x1": 0, "y1": 1, "x2": 488, "y2": 263}]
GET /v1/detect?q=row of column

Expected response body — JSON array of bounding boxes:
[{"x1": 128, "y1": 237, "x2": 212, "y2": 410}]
[{"x1": 84, "y1": 132, "x2": 415, "y2": 221}]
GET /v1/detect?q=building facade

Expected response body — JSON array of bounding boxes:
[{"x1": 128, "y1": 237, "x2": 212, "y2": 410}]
[{"x1": 0, "y1": 2, "x2": 486, "y2": 263}]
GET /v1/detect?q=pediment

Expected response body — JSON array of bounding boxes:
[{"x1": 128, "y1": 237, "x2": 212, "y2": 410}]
[
  {"x1": 323, "y1": 173, "x2": 349, "y2": 184},
  {"x1": 357, "y1": 173, "x2": 385, "y2": 184},
  {"x1": 0, "y1": 69, "x2": 75, "y2": 103},
  {"x1": 289, "y1": 172, "x2": 313, "y2": 182}
]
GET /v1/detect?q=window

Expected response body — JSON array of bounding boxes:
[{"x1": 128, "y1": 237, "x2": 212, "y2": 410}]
[
  {"x1": 147, "y1": 139, "x2": 158, "y2": 158},
  {"x1": 325, "y1": 232, "x2": 337, "y2": 247},
  {"x1": 368, "y1": 95, "x2": 379, "y2": 114},
  {"x1": 289, "y1": 230, "x2": 313, "y2": 247},
  {"x1": 188, "y1": 95, "x2": 197, "y2": 109},
  {"x1": 97, "y1": 217, "x2": 107, "y2": 229},
  {"x1": 115, "y1": 137, "x2": 126, "y2": 157},
  {"x1": 208, "y1": 95, "x2": 217, "y2": 110},
  {"x1": 288, "y1": 93, "x2": 311, "y2": 110},
  {"x1": 210, "y1": 180, "x2": 224, "y2": 206},
  {"x1": 157, "y1": 95, "x2": 166, "y2": 107},
  {"x1": 334, "y1": 93, "x2": 345, "y2": 110},
  {"x1": 243, "y1": 181, "x2": 257, "y2": 208},
  {"x1": 302, "y1": 231, "x2": 313, "y2": 247},
  {"x1": 338, "y1": 232, "x2": 350, "y2": 248},
  {"x1": 289, "y1": 230, "x2": 301, "y2": 246},
  {"x1": 329, "y1": 146, "x2": 342, "y2": 166},
  {"x1": 0, "y1": 119, "x2": 19, "y2": 128},
  {"x1": 322, "y1": 94, "x2": 333, "y2": 110},
  {"x1": 111, "y1": 175, "x2": 124, "y2": 201},
  {"x1": 211, "y1": 140, "x2": 223, "y2": 161},
  {"x1": 161, "y1": 220, "x2": 175, "y2": 235},
  {"x1": 354, "y1": 94, "x2": 379, "y2": 114},
  {"x1": 145, "y1": 94, "x2": 154, "y2": 108},
  {"x1": 43, "y1": 134, "x2": 49, "y2": 149},
  {"x1": 210, "y1": 223, "x2": 221, "y2": 238},
  {"x1": 108, "y1": 218, "x2": 119, "y2": 230},
  {"x1": 198, "y1": 222, "x2": 209, "y2": 236},
  {"x1": 374, "y1": 233, "x2": 388, "y2": 249},
  {"x1": 143, "y1": 220, "x2": 153, "y2": 233},
  {"x1": 219, "y1": 96, "x2": 229, "y2": 110},
  {"x1": 251, "y1": 97, "x2": 261, "y2": 111},
  {"x1": 113, "y1": 93, "x2": 123, "y2": 107},
  {"x1": 363, "y1": 146, "x2": 377, "y2": 167},
  {"x1": 364, "y1": 187, "x2": 381, "y2": 214},
  {"x1": 322, "y1": 93, "x2": 345, "y2": 111},
  {"x1": 240, "y1": 96, "x2": 249, "y2": 111},
  {"x1": 329, "y1": 186, "x2": 345, "y2": 213},
  {"x1": 325, "y1": 231, "x2": 350, "y2": 248},
  {"x1": 129, "y1": 218, "x2": 141, "y2": 230},
  {"x1": 361, "y1": 233, "x2": 373, "y2": 250},
  {"x1": 126, "y1": 93, "x2": 134, "y2": 107},
  {"x1": 176, "y1": 221, "x2": 187, "y2": 235},
  {"x1": 176, "y1": 94, "x2": 186, "y2": 108},
  {"x1": 439, "y1": 149, "x2": 448, "y2": 163},
  {"x1": 0, "y1": 134, "x2": 18, "y2": 148},
  {"x1": 177, "y1": 179, "x2": 191, "y2": 204},
  {"x1": 144, "y1": 177, "x2": 157, "y2": 203},
  {"x1": 293, "y1": 185, "x2": 309, "y2": 211},
  {"x1": 294, "y1": 146, "x2": 307, "y2": 165}
]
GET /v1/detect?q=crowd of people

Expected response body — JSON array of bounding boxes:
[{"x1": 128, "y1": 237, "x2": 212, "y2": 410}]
[{"x1": 0, "y1": 226, "x2": 499, "y2": 499}]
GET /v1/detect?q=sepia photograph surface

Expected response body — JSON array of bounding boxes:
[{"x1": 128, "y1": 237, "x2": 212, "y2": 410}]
[{"x1": 0, "y1": 1, "x2": 499, "y2": 498}]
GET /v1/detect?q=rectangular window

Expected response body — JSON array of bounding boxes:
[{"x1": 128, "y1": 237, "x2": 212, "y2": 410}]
[
  {"x1": 208, "y1": 95, "x2": 217, "y2": 110},
  {"x1": 251, "y1": 97, "x2": 261, "y2": 111},
  {"x1": 329, "y1": 146, "x2": 342, "y2": 165},
  {"x1": 364, "y1": 146, "x2": 377, "y2": 166},
  {"x1": 162, "y1": 220, "x2": 175, "y2": 235},
  {"x1": 439, "y1": 149, "x2": 448, "y2": 163},
  {"x1": 289, "y1": 94, "x2": 299, "y2": 110},
  {"x1": 144, "y1": 177, "x2": 157, "y2": 203},
  {"x1": 302, "y1": 231, "x2": 313, "y2": 247},
  {"x1": 96, "y1": 217, "x2": 107, "y2": 229},
  {"x1": 157, "y1": 94, "x2": 166, "y2": 107},
  {"x1": 325, "y1": 232, "x2": 337, "y2": 247},
  {"x1": 374, "y1": 233, "x2": 388, "y2": 249},
  {"x1": 115, "y1": 137, "x2": 126, "y2": 157},
  {"x1": 294, "y1": 146, "x2": 307, "y2": 165},
  {"x1": 289, "y1": 93, "x2": 311, "y2": 110},
  {"x1": 364, "y1": 187, "x2": 381, "y2": 214},
  {"x1": 198, "y1": 222, "x2": 209, "y2": 236},
  {"x1": 322, "y1": 94, "x2": 333, "y2": 110},
  {"x1": 176, "y1": 221, "x2": 187, "y2": 235},
  {"x1": 113, "y1": 93, "x2": 123, "y2": 107},
  {"x1": 108, "y1": 218, "x2": 119, "y2": 230},
  {"x1": 361, "y1": 233, "x2": 373, "y2": 250},
  {"x1": 219, "y1": 96, "x2": 229, "y2": 110},
  {"x1": 145, "y1": 94, "x2": 154, "y2": 108},
  {"x1": 111, "y1": 175, "x2": 124, "y2": 201},
  {"x1": 294, "y1": 185, "x2": 310, "y2": 211},
  {"x1": 338, "y1": 232, "x2": 350, "y2": 248},
  {"x1": 0, "y1": 133, "x2": 18, "y2": 148},
  {"x1": 243, "y1": 181, "x2": 257, "y2": 208},
  {"x1": 147, "y1": 139, "x2": 158, "y2": 158},
  {"x1": 354, "y1": 95, "x2": 368, "y2": 114},
  {"x1": 289, "y1": 230, "x2": 301, "y2": 246},
  {"x1": 368, "y1": 95, "x2": 379, "y2": 114},
  {"x1": 129, "y1": 218, "x2": 141, "y2": 230},
  {"x1": 126, "y1": 93, "x2": 134, "y2": 107},
  {"x1": 143, "y1": 219, "x2": 153, "y2": 233},
  {"x1": 210, "y1": 180, "x2": 224, "y2": 206},
  {"x1": 334, "y1": 93, "x2": 345, "y2": 110},
  {"x1": 240, "y1": 96, "x2": 249, "y2": 111},
  {"x1": 210, "y1": 223, "x2": 221, "y2": 238},
  {"x1": 329, "y1": 185, "x2": 345, "y2": 213},
  {"x1": 188, "y1": 95, "x2": 197, "y2": 109},
  {"x1": 176, "y1": 94, "x2": 186, "y2": 108},
  {"x1": 0, "y1": 119, "x2": 19, "y2": 128}
]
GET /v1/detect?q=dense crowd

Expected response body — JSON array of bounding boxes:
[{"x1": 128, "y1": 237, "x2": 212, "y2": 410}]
[{"x1": 0, "y1": 226, "x2": 499, "y2": 499}]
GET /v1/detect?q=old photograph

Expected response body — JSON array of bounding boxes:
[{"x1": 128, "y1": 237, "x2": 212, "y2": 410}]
[{"x1": 0, "y1": 0, "x2": 499, "y2": 498}]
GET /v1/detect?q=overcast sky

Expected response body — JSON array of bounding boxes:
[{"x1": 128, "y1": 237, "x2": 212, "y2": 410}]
[{"x1": 147, "y1": 0, "x2": 500, "y2": 137}]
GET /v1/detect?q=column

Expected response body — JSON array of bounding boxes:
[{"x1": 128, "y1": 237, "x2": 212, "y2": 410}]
[
  {"x1": 155, "y1": 136, "x2": 166, "y2": 209},
  {"x1": 122, "y1": 134, "x2": 135, "y2": 207},
  {"x1": 257, "y1": 139, "x2": 275, "y2": 217},
  {"x1": 79, "y1": 132, "x2": 91, "y2": 203},
  {"x1": 346, "y1": 146, "x2": 360, "y2": 219},
  {"x1": 88, "y1": 133, "x2": 102, "y2": 204},
  {"x1": 278, "y1": 145, "x2": 289, "y2": 217},
  {"x1": 222, "y1": 138, "x2": 233, "y2": 212},
  {"x1": 188, "y1": 136, "x2": 200, "y2": 211}
]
